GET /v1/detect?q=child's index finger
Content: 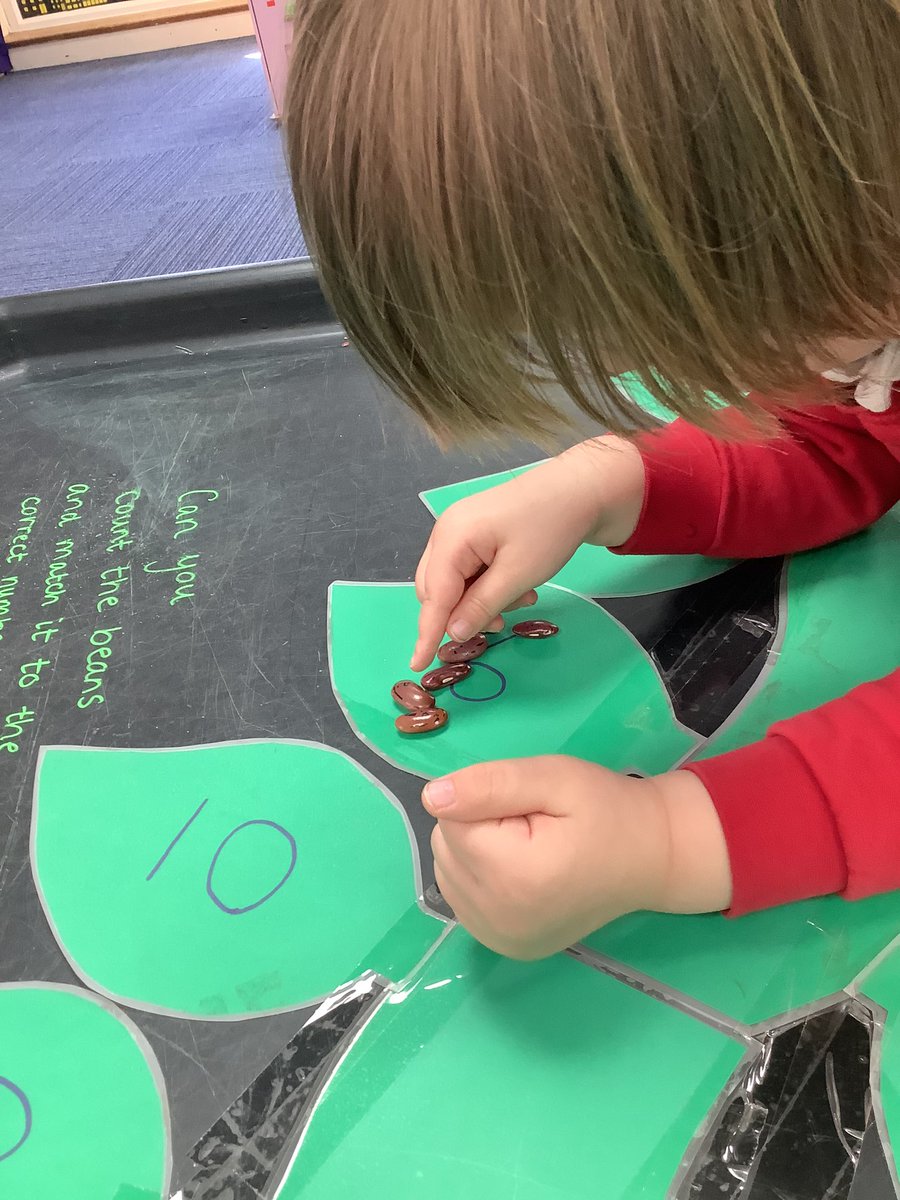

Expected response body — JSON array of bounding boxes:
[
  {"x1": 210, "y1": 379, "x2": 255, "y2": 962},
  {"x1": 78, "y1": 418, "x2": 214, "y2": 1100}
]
[
  {"x1": 411, "y1": 595, "x2": 453, "y2": 670},
  {"x1": 411, "y1": 537, "x2": 485, "y2": 670},
  {"x1": 411, "y1": 555, "x2": 466, "y2": 669}
]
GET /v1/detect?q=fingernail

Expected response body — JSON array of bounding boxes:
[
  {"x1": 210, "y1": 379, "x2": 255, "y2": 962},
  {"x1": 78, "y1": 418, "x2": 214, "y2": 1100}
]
[
  {"x1": 448, "y1": 621, "x2": 468, "y2": 640},
  {"x1": 424, "y1": 777, "x2": 455, "y2": 811}
]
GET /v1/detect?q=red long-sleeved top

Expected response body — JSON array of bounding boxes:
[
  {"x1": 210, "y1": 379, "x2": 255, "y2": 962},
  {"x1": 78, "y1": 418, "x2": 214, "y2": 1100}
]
[{"x1": 618, "y1": 386, "x2": 900, "y2": 915}]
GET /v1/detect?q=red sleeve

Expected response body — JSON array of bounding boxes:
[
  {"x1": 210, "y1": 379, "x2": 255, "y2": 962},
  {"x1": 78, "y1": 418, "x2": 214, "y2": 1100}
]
[
  {"x1": 684, "y1": 671, "x2": 900, "y2": 914},
  {"x1": 618, "y1": 395, "x2": 900, "y2": 558},
  {"x1": 617, "y1": 389, "x2": 900, "y2": 914}
]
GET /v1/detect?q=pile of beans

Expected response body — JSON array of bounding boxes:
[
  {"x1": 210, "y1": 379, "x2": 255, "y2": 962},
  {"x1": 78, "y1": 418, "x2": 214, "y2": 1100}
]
[{"x1": 392, "y1": 620, "x2": 559, "y2": 735}]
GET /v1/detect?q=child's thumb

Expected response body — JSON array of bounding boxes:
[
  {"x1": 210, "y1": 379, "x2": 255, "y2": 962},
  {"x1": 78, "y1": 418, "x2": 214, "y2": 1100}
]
[
  {"x1": 422, "y1": 757, "x2": 565, "y2": 822},
  {"x1": 445, "y1": 559, "x2": 531, "y2": 642}
]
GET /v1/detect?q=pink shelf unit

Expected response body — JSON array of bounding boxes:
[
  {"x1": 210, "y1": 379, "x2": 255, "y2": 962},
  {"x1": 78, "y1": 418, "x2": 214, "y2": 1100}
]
[{"x1": 247, "y1": 0, "x2": 293, "y2": 119}]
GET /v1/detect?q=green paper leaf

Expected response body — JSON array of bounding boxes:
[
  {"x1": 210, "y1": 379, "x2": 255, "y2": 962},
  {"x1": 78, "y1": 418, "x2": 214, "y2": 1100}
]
[
  {"x1": 280, "y1": 926, "x2": 743, "y2": 1199},
  {"x1": 0, "y1": 984, "x2": 168, "y2": 1200},
  {"x1": 329, "y1": 582, "x2": 697, "y2": 779},
  {"x1": 33, "y1": 742, "x2": 443, "y2": 1018}
]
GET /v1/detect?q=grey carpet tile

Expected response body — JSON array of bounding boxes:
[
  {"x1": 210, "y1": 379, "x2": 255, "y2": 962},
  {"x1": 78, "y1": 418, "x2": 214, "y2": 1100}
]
[
  {"x1": 189, "y1": 132, "x2": 292, "y2": 199},
  {"x1": 109, "y1": 188, "x2": 306, "y2": 280},
  {"x1": 75, "y1": 96, "x2": 278, "y2": 157},
  {"x1": 3, "y1": 212, "x2": 144, "y2": 294},
  {"x1": 3, "y1": 113, "x2": 114, "y2": 169},
  {"x1": 1, "y1": 38, "x2": 306, "y2": 294},
  {"x1": 33, "y1": 146, "x2": 209, "y2": 217},
  {"x1": 5, "y1": 40, "x2": 265, "y2": 118}
]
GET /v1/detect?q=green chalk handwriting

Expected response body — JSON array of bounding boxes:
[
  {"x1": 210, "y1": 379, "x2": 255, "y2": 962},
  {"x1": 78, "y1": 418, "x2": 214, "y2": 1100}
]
[
  {"x1": 0, "y1": 706, "x2": 35, "y2": 755},
  {"x1": 56, "y1": 483, "x2": 90, "y2": 530},
  {"x1": 96, "y1": 563, "x2": 131, "y2": 613},
  {"x1": 40, "y1": 538, "x2": 75, "y2": 608},
  {"x1": 31, "y1": 619, "x2": 63, "y2": 646},
  {"x1": 173, "y1": 489, "x2": 219, "y2": 540},
  {"x1": 6, "y1": 496, "x2": 41, "y2": 566},
  {"x1": 0, "y1": 575, "x2": 18, "y2": 640},
  {"x1": 105, "y1": 489, "x2": 141, "y2": 555},
  {"x1": 143, "y1": 553, "x2": 199, "y2": 607},
  {"x1": 18, "y1": 658, "x2": 50, "y2": 690},
  {"x1": 0, "y1": 479, "x2": 224, "y2": 754},
  {"x1": 76, "y1": 626, "x2": 122, "y2": 711}
]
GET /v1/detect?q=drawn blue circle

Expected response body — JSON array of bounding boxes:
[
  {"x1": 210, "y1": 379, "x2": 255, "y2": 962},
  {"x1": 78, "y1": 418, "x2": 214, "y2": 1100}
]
[
  {"x1": 0, "y1": 1077, "x2": 32, "y2": 1162},
  {"x1": 450, "y1": 661, "x2": 507, "y2": 703},
  {"x1": 206, "y1": 820, "x2": 298, "y2": 915}
]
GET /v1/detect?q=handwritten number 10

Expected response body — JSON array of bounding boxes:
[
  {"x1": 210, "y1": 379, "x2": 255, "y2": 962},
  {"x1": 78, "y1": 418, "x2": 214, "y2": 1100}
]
[{"x1": 146, "y1": 799, "x2": 298, "y2": 914}]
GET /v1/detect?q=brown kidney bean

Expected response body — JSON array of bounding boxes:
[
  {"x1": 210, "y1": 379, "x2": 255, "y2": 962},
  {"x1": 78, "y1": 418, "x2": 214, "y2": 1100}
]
[
  {"x1": 512, "y1": 619, "x2": 559, "y2": 639},
  {"x1": 437, "y1": 634, "x2": 488, "y2": 664},
  {"x1": 420, "y1": 662, "x2": 472, "y2": 690},
  {"x1": 391, "y1": 679, "x2": 436, "y2": 712},
  {"x1": 395, "y1": 708, "x2": 449, "y2": 735}
]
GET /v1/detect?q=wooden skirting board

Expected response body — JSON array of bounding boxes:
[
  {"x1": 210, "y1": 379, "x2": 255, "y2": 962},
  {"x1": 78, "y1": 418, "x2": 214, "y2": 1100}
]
[
  {"x1": 5, "y1": 5, "x2": 253, "y2": 68},
  {"x1": 5, "y1": 0, "x2": 244, "y2": 42}
]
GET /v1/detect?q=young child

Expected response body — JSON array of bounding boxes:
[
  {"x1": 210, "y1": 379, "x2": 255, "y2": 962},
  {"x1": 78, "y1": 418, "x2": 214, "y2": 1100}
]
[{"x1": 285, "y1": 1, "x2": 900, "y2": 959}]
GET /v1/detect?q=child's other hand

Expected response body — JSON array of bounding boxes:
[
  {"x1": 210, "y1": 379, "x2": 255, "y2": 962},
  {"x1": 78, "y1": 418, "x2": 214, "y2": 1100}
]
[
  {"x1": 423, "y1": 756, "x2": 731, "y2": 960},
  {"x1": 411, "y1": 438, "x2": 645, "y2": 669}
]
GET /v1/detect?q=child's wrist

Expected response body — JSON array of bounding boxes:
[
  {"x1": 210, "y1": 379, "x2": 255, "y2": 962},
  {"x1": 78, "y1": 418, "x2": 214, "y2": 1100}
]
[
  {"x1": 641, "y1": 771, "x2": 733, "y2": 916},
  {"x1": 560, "y1": 437, "x2": 646, "y2": 547}
]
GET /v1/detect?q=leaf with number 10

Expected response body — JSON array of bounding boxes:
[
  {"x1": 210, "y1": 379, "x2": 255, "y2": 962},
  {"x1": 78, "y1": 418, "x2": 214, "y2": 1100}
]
[{"x1": 31, "y1": 742, "x2": 442, "y2": 1019}]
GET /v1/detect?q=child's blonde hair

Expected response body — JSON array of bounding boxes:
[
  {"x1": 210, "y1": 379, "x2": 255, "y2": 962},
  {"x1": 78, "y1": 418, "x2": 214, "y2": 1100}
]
[{"x1": 285, "y1": 1, "x2": 900, "y2": 443}]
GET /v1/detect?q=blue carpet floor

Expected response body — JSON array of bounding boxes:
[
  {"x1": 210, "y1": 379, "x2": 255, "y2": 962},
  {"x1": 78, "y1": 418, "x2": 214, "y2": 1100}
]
[{"x1": 0, "y1": 38, "x2": 307, "y2": 297}]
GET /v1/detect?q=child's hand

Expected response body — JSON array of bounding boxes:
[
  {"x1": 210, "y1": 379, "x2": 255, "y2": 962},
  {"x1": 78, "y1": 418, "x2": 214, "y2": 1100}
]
[
  {"x1": 423, "y1": 756, "x2": 732, "y2": 960},
  {"x1": 411, "y1": 438, "x2": 645, "y2": 670}
]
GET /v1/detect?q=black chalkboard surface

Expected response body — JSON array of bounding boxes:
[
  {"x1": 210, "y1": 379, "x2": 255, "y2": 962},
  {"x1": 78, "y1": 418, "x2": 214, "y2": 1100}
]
[{"x1": 0, "y1": 263, "x2": 536, "y2": 1190}]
